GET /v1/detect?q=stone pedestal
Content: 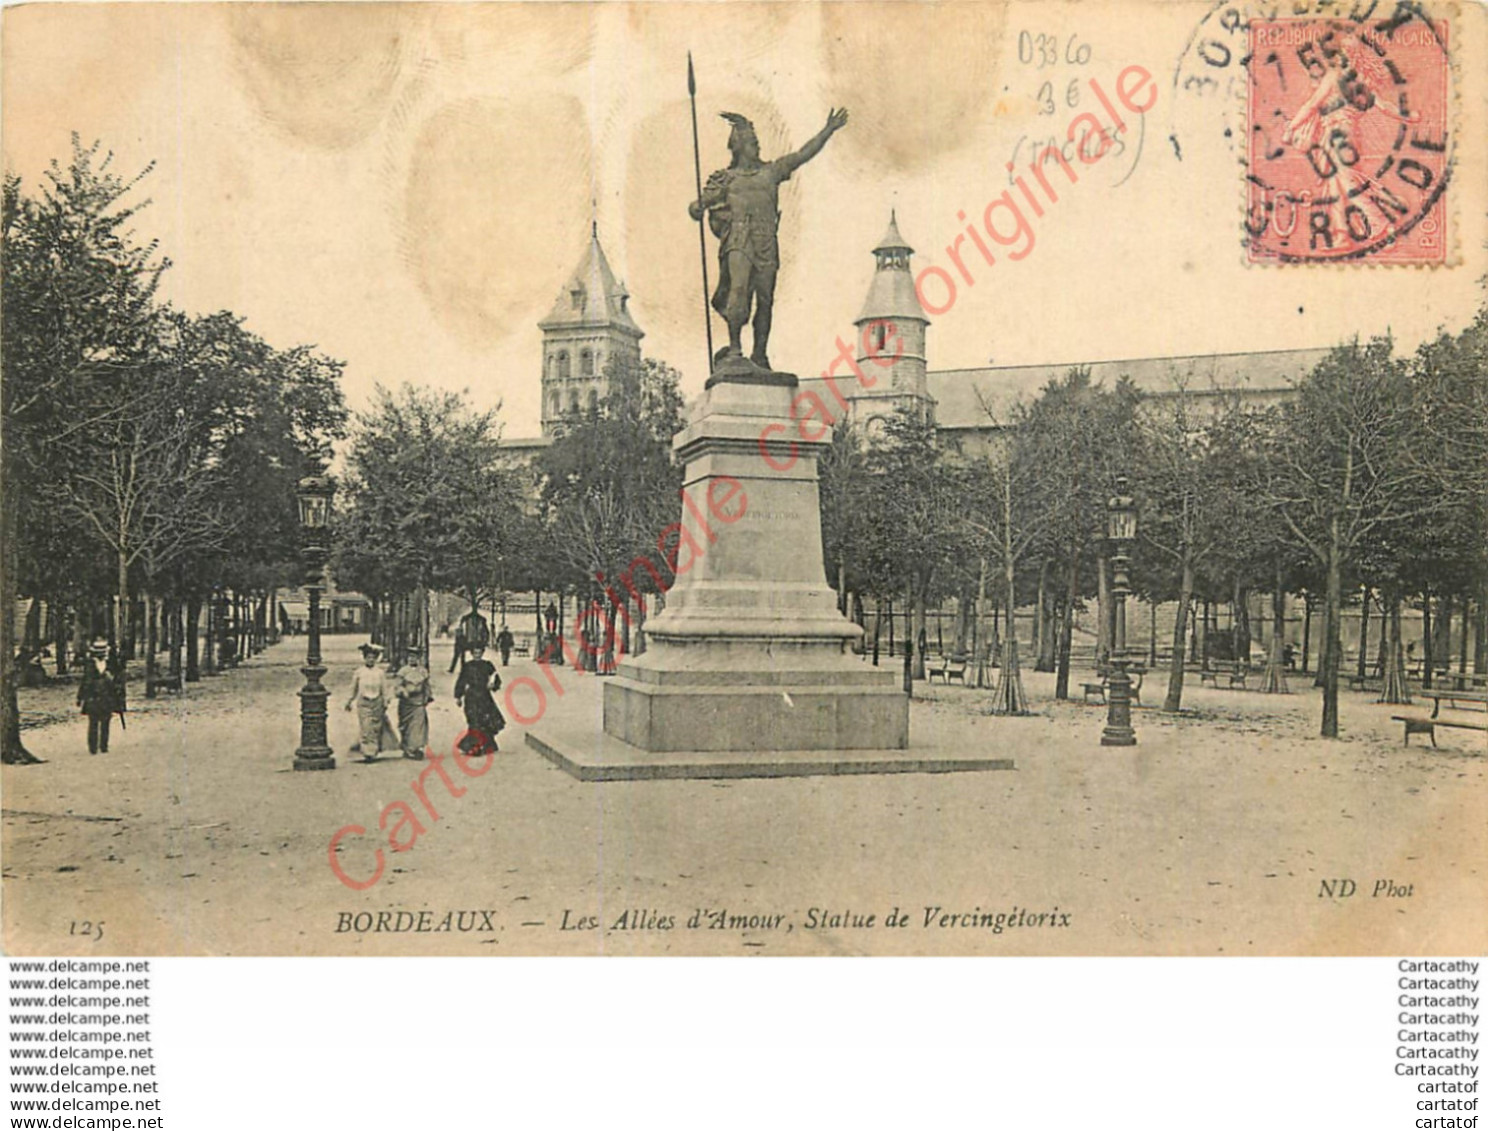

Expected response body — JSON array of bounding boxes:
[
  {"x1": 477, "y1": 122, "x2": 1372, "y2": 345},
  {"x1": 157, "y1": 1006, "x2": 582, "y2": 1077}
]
[{"x1": 603, "y1": 374, "x2": 908, "y2": 754}]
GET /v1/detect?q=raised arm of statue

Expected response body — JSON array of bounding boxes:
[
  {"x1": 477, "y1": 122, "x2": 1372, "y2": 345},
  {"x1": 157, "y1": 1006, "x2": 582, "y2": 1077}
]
[{"x1": 779, "y1": 108, "x2": 849, "y2": 175}]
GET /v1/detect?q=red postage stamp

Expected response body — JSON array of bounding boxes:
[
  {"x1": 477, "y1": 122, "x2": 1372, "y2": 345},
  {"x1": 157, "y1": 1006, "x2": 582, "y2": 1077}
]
[{"x1": 1244, "y1": 12, "x2": 1451, "y2": 264}]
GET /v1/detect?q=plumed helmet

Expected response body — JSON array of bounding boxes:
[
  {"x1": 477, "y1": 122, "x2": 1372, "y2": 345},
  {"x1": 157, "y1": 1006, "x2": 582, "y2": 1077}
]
[{"x1": 720, "y1": 112, "x2": 758, "y2": 154}]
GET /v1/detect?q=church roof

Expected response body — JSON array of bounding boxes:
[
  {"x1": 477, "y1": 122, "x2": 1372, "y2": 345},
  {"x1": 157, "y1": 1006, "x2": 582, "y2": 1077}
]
[
  {"x1": 858, "y1": 213, "x2": 928, "y2": 325},
  {"x1": 874, "y1": 210, "x2": 912, "y2": 254},
  {"x1": 539, "y1": 231, "x2": 644, "y2": 337},
  {"x1": 927, "y1": 346, "x2": 1334, "y2": 430},
  {"x1": 793, "y1": 345, "x2": 1331, "y2": 430}
]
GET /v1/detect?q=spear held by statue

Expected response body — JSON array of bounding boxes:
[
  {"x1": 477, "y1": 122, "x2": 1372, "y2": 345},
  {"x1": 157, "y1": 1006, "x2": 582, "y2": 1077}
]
[{"x1": 685, "y1": 60, "x2": 847, "y2": 378}]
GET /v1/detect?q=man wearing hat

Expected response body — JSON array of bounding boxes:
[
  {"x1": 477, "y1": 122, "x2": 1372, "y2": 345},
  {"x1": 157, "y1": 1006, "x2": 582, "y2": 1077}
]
[
  {"x1": 76, "y1": 641, "x2": 120, "y2": 755},
  {"x1": 689, "y1": 106, "x2": 848, "y2": 370},
  {"x1": 345, "y1": 643, "x2": 398, "y2": 761},
  {"x1": 449, "y1": 600, "x2": 491, "y2": 676}
]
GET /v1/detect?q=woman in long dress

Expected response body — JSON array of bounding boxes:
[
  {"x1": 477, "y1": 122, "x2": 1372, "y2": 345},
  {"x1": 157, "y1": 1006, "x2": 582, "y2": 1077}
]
[
  {"x1": 453, "y1": 643, "x2": 504, "y2": 754},
  {"x1": 395, "y1": 655, "x2": 433, "y2": 761},
  {"x1": 345, "y1": 643, "x2": 399, "y2": 761}
]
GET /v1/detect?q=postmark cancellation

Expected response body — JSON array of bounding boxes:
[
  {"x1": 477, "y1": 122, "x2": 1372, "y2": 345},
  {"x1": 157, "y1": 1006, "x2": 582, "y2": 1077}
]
[{"x1": 1243, "y1": 8, "x2": 1452, "y2": 264}]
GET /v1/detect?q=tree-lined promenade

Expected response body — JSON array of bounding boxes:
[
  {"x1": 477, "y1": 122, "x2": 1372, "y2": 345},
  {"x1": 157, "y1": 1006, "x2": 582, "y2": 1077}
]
[
  {"x1": 4, "y1": 139, "x2": 1486, "y2": 768},
  {"x1": 821, "y1": 324, "x2": 1487, "y2": 738},
  {"x1": 2, "y1": 141, "x2": 348, "y2": 763}
]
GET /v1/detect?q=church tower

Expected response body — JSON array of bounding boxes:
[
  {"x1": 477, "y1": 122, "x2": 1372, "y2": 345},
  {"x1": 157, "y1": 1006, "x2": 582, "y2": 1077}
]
[
  {"x1": 539, "y1": 226, "x2": 644, "y2": 436},
  {"x1": 852, "y1": 212, "x2": 933, "y2": 434}
]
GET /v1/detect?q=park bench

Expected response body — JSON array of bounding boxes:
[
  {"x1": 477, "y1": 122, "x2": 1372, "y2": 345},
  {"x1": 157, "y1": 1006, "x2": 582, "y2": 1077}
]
[
  {"x1": 1408, "y1": 661, "x2": 1461, "y2": 685},
  {"x1": 1436, "y1": 671, "x2": 1488, "y2": 692},
  {"x1": 511, "y1": 639, "x2": 531, "y2": 659},
  {"x1": 1199, "y1": 663, "x2": 1246, "y2": 690},
  {"x1": 1083, "y1": 667, "x2": 1144, "y2": 706},
  {"x1": 147, "y1": 672, "x2": 183, "y2": 695},
  {"x1": 927, "y1": 655, "x2": 968, "y2": 685},
  {"x1": 1391, "y1": 714, "x2": 1488, "y2": 748},
  {"x1": 1426, "y1": 688, "x2": 1488, "y2": 716}
]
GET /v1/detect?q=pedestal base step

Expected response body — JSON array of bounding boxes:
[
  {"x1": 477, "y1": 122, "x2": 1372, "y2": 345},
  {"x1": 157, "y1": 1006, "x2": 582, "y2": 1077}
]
[{"x1": 526, "y1": 725, "x2": 1015, "y2": 782}]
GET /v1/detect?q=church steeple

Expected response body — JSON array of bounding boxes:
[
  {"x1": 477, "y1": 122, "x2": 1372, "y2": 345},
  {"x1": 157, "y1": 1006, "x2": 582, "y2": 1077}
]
[
  {"x1": 539, "y1": 227, "x2": 644, "y2": 436},
  {"x1": 872, "y1": 209, "x2": 913, "y2": 269},
  {"x1": 853, "y1": 211, "x2": 933, "y2": 431}
]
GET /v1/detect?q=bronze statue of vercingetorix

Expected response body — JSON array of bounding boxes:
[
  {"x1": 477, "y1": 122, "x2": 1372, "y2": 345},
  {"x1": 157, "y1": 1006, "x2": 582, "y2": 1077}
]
[{"x1": 689, "y1": 108, "x2": 848, "y2": 377}]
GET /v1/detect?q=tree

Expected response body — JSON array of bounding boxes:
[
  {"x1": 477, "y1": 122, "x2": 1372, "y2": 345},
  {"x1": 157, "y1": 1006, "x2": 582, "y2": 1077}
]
[
  {"x1": 536, "y1": 356, "x2": 685, "y2": 667},
  {"x1": 4, "y1": 138, "x2": 351, "y2": 752},
  {"x1": 862, "y1": 408, "x2": 961, "y2": 685},
  {"x1": 170, "y1": 312, "x2": 347, "y2": 676},
  {"x1": 818, "y1": 421, "x2": 874, "y2": 615},
  {"x1": 1019, "y1": 369, "x2": 1139, "y2": 699},
  {"x1": 1258, "y1": 338, "x2": 1453, "y2": 738},
  {"x1": 337, "y1": 384, "x2": 519, "y2": 664},
  {"x1": 1407, "y1": 312, "x2": 1488, "y2": 683},
  {"x1": 58, "y1": 374, "x2": 232, "y2": 653},
  {"x1": 955, "y1": 396, "x2": 1058, "y2": 713},
  {"x1": 2, "y1": 139, "x2": 168, "y2": 763},
  {"x1": 970, "y1": 438, "x2": 1042, "y2": 714},
  {"x1": 1135, "y1": 389, "x2": 1265, "y2": 711}
]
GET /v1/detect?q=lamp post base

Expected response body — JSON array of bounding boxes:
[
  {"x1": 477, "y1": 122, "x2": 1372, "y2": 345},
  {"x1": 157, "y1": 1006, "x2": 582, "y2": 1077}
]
[
  {"x1": 1101, "y1": 660, "x2": 1138, "y2": 747},
  {"x1": 294, "y1": 665, "x2": 334, "y2": 771}
]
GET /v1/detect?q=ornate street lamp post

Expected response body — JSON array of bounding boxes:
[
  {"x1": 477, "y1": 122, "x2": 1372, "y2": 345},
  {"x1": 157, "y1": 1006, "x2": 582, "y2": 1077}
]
[
  {"x1": 1102, "y1": 476, "x2": 1138, "y2": 747},
  {"x1": 294, "y1": 470, "x2": 337, "y2": 771}
]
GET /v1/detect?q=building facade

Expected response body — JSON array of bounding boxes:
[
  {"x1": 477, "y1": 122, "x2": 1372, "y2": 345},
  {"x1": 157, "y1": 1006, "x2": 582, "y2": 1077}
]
[
  {"x1": 536, "y1": 226, "x2": 644, "y2": 437},
  {"x1": 794, "y1": 211, "x2": 1330, "y2": 455},
  {"x1": 510, "y1": 216, "x2": 1330, "y2": 456},
  {"x1": 849, "y1": 211, "x2": 935, "y2": 435}
]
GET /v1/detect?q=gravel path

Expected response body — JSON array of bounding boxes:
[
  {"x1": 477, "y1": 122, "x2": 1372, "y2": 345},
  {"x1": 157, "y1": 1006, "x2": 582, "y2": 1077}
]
[{"x1": 4, "y1": 636, "x2": 1483, "y2": 955}]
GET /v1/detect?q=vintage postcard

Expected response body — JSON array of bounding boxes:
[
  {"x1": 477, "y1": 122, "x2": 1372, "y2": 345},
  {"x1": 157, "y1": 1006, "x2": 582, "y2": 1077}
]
[{"x1": 3, "y1": 0, "x2": 1485, "y2": 957}]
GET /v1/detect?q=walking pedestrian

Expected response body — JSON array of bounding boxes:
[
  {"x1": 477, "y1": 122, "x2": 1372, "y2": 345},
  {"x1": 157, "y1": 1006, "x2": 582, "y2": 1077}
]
[
  {"x1": 394, "y1": 654, "x2": 433, "y2": 761},
  {"x1": 76, "y1": 640, "x2": 119, "y2": 755},
  {"x1": 495, "y1": 624, "x2": 514, "y2": 667},
  {"x1": 345, "y1": 643, "x2": 399, "y2": 762},
  {"x1": 450, "y1": 600, "x2": 490, "y2": 675},
  {"x1": 448, "y1": 624, "x2": 464, "y2": 675},
  {"x1": 453, "y1": 643, "x2": 504, "y2": 755}
]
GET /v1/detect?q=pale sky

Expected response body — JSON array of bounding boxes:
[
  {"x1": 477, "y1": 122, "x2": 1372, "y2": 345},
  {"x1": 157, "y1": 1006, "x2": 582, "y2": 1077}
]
[{"x1": 4, "y1": 1, "x2": 1484, "y2": 439}]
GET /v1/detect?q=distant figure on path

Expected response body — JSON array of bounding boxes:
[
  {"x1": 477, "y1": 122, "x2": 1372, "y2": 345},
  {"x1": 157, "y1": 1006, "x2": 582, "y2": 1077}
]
[
  {"x1": 450, "y1": 601, "x2": 490, "y2": 675},
  {"x1": 15, "y1": 646, "x2": 47, "y2": 688},
  {"x1": 544, "y1": 602, "x2": 558, "y2": 636},
  {"x1": 453, "y1": 643, "x2": 504, "y2": 755},
  {"x1": 495, "y1": 624, "x2": 514, "y2": 666},
  {"x1": 76, "y1": 640, "x2": 119, "y2": 755},
  {"x1": 345, "y1": 643, "x2": 398, "y2": 762},
  {"x1": 395, "y1": 655, "x2": 433, "y2": 761}
]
